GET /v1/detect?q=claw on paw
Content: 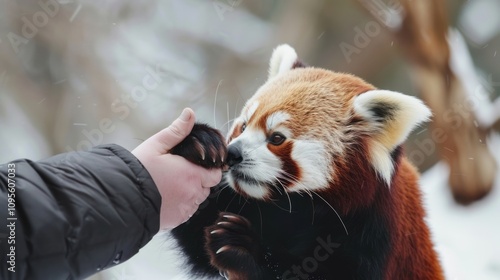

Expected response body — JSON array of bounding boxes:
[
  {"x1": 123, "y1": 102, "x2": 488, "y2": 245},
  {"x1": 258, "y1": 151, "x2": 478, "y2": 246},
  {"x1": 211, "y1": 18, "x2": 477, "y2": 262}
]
[{"x1": 216, "y1": 245, "x2": 230, "y2": 254}]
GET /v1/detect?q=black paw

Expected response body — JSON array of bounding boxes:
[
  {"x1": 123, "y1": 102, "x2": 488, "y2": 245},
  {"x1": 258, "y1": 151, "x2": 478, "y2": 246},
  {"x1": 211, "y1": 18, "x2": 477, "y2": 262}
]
[
  {"x1": 170, "y1": 123, "x2": 227, "y2": 169},
  {"x1": 204, "y1": 212, "x2": 262, "y2": 277}
]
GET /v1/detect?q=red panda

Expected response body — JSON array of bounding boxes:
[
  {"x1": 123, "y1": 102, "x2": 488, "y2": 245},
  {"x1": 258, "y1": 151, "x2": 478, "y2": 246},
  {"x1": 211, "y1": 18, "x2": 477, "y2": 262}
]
[{"x1": 170, "y1": 44, "x2": 444, "y2": 280}]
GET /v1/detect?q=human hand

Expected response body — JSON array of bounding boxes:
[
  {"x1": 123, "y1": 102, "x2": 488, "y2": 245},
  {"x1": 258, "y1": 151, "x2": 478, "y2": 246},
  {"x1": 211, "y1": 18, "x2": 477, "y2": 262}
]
[{"x1": 132, "y1": 108, "x2": 222, "y2": 230}]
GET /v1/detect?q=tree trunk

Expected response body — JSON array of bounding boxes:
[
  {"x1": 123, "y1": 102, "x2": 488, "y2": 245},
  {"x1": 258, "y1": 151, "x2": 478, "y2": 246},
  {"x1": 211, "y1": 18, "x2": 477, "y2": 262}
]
[{"x1": 357, "y1": 0, "x2": 497, "y2": 204}]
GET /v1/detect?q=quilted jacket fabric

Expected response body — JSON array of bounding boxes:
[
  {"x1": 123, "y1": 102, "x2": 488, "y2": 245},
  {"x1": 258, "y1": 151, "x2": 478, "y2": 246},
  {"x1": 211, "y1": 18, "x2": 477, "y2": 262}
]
[{"x1": 0, "y1": 144, "x2": 161, "y2": 280}]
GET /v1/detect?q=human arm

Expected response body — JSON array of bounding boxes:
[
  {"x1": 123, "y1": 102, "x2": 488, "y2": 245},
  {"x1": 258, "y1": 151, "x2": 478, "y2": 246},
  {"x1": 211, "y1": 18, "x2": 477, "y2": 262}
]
[
  {"x1": 0, "y1": 108, "x2": 222, "y2": 279},
  {"x1": 0, "y1": 144, "x2": 160, "y2": 280}
]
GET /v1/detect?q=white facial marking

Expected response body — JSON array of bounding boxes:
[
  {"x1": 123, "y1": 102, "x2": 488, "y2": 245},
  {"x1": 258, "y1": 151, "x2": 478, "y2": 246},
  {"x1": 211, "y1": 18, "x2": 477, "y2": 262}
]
[
  {"x1": 238, "y1": 181, "x2": 269, "y2": 199},
  {"x1": 245, "y1": 101, "x2": 259, "y2": 121},
  {"x1": 266, "y1": 111, "x2": 291, "y2": 131},
  {"x1": 288, "y1": 140, "x2": 331, "y2": 192},
  {"x1": 227, "y1": 127, "x2": 282, "y2": 199}
]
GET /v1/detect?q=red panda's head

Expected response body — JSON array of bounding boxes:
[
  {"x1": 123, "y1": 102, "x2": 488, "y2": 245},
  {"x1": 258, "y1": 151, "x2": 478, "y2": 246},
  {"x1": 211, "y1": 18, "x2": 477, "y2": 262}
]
[{"x1": 225, "y1": 45, "x2": 431, "y2": 200}]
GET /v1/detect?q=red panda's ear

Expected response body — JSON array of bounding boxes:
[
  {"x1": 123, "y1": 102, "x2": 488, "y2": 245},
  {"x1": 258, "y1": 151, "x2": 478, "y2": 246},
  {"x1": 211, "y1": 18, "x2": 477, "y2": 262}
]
[
  {"x1": 353, "y1": 90, "x2": 432, "y2": 185},
  {"x1": 268, "y1": 44, "x2": 305, "y2": 80}
]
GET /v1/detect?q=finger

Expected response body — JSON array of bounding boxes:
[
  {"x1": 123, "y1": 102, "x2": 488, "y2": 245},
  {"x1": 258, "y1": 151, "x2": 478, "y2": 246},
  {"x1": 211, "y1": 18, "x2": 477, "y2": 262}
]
[
  {"x1": 201, "y1": 169, "x2": 222, "y2": 188},
  {"x1": 189, "y1": 204, "x2": 199, "y2": 218},
  {"x1": 183, "y1": 207, "x2": 193, "y2": 222},
  {"x1": 201, "y1": 187, "x2": 210, "y2": 200},
  {"x1": 151, "y1": 108, "x2": 196, "y2": 153},
  {"x1": 195, "y1": 187, "x2": 210, "y2": 204}
]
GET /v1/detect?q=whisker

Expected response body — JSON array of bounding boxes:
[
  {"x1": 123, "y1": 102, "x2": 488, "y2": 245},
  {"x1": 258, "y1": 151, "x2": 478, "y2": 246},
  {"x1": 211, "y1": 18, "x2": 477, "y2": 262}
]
[
  {"x1": 310, "y1": 194, "x2": 315, "y2": 225},
  {"x1": 231, "y1": 155, "x2": 345, "y2": 233},
  {"x1": 213, "y1": 79, "x2": 223, "y2": 129},
  {"x1": 215, "y1": 185, "x2": 230, "y2": 203},
  {"x1": 226, "y1": 102, "x2": 230, "y2": 132},
  {"x1": 269, "y1": 200, "x2": 294, "y2": 213},
  {"x1": 237, "y1": 199, "x2": 248, "y2": 215},
  {"x1": 234, "y1": 96, "x2": 240, "y2": 122},
  {"x1": 312, "y1": 192, "x2": 349, "y2": 236},
  {"x1": 271, "y1": 171, "x2": 336, "y2": 228},
  {"x1": 224, "y1": 192, "x2": 239, "y2": 212},
  {"x1": 271, "y1": 180, "x2": 283, "y2": 195},
  {"x1": 220, "y1": 116, "x2": 239, "y2": 132},
  {"x1": 256, "y1": 202, "x2": 264, "y2": 238},
  {"x1": 272, "y1": 177, "x2": 292, "y2": 213}
]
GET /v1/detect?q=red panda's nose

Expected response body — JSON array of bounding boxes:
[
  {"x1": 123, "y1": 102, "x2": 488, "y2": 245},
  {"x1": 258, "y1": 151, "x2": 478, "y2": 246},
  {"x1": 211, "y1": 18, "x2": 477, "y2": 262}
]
[{"x1": 226, "y1": 143, "x2": 243, "y2": 167}]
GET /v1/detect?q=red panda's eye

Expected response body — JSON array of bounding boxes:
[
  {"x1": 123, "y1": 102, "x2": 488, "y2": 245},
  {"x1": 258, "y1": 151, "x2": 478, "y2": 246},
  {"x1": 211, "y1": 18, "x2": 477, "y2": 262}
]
[
  {"x1": 269, "y1": 132, "x2": 286, "y2": 146},
  {"x1": 241, "y1": 123, "x2": 246, "y2": 132}
]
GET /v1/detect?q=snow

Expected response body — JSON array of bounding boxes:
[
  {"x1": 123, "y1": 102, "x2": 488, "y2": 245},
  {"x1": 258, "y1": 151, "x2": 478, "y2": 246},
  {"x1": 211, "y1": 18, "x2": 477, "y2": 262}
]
[
  {"x1": 89, "y1": 232, "x2": 194, "y2": 280},
  {"x1": 458, "y1": 0, "x2": 500, "y2": 46},
  {"x1": 448, "y1": 29, "x2": 497, "y2": 128},
  {"x1": 90, "y1": 135, "x2": 500, "y2": 280},
  {"x1": 421, "y1": 134, "x2": 500, "y2": 280}
]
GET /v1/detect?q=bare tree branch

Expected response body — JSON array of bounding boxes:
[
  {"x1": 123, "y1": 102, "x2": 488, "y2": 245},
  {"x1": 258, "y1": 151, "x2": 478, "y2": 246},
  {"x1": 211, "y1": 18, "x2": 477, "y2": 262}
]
[{"x1": 357, "y1": 0, "x2": 497, "y2": 204}]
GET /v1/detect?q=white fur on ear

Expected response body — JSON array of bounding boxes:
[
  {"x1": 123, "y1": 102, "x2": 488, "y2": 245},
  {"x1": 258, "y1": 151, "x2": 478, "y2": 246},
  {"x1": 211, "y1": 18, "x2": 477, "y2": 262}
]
[
  {"x1": 268, "y1": 44, "x2": 298, "y2": 80},
  {"x1": 353, "y1": 90, "x2": 432, "y2": 185}
]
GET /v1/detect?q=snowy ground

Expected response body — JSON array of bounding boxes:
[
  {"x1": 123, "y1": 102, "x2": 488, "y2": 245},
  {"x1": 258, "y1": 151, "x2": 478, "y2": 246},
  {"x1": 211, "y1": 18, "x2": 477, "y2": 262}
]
[
  {"x1": 90, "y1": 136, "x2": 500, "y2": 280},
  {"x1": 421, "y1": 135, "x2": 500, "y2": 280}
]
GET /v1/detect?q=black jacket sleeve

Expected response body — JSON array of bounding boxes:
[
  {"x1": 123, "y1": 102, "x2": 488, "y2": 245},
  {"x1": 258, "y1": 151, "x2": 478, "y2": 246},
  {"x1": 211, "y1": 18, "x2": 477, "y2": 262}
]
[{"x1": 0, "y1": 144, "x2": 161, "y2": 280}]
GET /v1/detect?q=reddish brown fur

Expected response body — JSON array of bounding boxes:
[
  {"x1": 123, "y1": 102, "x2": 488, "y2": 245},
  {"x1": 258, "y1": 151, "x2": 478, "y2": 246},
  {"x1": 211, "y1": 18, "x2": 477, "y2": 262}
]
[
  {"x1": 248, "y1": 68, "x2": 374, "y2": 139},
  {"x1": 267, "y1": 141, "x2": 301, "y2": 188},
  {"x1": 172, "y1": 46, "x2": 443, "y2": 279},
  {"x1": 320, "y1": 138, "x2": 444, "y2": 278},
  {"x1": 228, "y1": 122, "x2": 243, "y2": 143},
  {"x1": 228, "y1": 66, "x2": 444, "y2": 278},
  {"x1": 384, "y1": 157, "x2": 444, "y2": 279}
]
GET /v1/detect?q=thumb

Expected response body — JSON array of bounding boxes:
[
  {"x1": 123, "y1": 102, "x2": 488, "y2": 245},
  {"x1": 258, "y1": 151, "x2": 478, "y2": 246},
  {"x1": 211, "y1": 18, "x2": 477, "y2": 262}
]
[{"x1": 152, "y1": 108, "x2": 196, "y2": 153}]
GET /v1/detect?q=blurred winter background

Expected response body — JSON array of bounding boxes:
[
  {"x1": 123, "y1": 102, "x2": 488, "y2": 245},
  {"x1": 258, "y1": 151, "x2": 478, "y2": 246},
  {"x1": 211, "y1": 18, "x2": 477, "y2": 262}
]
[{"x1": 0, "y1": 0, "x2": 499, "y2": 279}]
